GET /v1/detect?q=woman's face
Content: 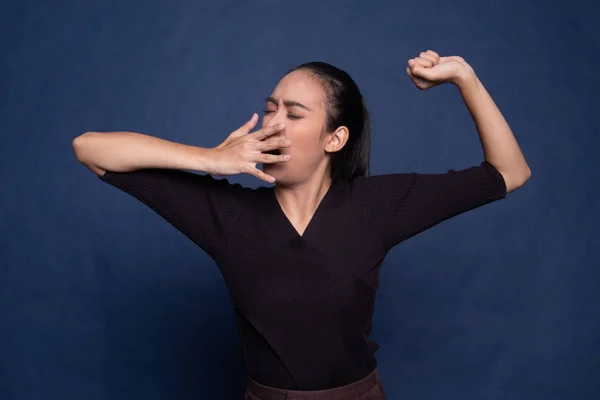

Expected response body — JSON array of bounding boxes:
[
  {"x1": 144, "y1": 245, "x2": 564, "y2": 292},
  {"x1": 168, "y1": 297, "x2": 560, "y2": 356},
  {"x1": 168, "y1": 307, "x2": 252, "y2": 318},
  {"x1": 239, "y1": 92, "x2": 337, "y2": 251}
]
[{"x1": 261, "y1": 69, "x2": 335, "y2": 186}]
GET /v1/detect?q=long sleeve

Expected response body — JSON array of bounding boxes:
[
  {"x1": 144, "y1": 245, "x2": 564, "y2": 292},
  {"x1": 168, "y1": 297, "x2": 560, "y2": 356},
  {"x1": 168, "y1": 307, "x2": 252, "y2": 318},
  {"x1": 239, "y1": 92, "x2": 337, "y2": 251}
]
[
  {"x1": 352, "y1": 161, "x2": 507, "y2": 251},
  {"x1": 98, "y1": 168, "x2": 253, "y2": 259}
]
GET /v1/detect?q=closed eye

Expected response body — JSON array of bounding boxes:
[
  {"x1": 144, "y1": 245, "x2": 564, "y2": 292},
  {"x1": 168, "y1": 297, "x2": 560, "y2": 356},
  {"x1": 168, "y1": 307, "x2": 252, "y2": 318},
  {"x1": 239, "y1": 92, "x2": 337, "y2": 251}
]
[{"x1": 262, "y1": 110, "x2": 301, "y2": 120}]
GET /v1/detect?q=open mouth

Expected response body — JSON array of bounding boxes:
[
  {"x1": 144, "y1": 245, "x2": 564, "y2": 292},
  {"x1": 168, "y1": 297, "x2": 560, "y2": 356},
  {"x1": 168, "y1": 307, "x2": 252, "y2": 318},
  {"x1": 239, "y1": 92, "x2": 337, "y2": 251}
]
[{"x1": 265, "y1": 149, "x2": 281, "y2": 155}]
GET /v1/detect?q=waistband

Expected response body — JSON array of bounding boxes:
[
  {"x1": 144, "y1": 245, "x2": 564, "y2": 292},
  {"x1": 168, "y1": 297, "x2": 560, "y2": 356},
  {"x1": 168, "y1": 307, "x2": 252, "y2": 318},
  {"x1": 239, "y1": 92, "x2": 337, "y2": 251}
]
[{"x1": 245, "y1": 367, "x2": 381, "y2": 400}]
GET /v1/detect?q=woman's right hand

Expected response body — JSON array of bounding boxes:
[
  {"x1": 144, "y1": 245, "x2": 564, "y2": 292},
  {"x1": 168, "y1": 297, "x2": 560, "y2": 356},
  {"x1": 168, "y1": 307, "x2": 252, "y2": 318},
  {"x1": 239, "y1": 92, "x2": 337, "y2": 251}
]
[{"x1": 208, "y1": 113, "x2": 292, "y2": 182}]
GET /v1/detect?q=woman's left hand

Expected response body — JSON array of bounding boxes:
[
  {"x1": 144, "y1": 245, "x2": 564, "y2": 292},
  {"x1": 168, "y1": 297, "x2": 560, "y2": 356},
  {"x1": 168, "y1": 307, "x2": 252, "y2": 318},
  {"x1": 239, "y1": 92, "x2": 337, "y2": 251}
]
[{"x1": 406, "y1": 50, "x2": 474, "y2": 90}]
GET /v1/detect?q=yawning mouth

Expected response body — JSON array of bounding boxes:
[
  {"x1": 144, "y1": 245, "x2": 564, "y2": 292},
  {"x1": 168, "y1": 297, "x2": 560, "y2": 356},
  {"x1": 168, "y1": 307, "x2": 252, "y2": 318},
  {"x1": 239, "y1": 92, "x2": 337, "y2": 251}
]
[{"x1": 265, "y1": 149, "x2": 281, "y2": 155}]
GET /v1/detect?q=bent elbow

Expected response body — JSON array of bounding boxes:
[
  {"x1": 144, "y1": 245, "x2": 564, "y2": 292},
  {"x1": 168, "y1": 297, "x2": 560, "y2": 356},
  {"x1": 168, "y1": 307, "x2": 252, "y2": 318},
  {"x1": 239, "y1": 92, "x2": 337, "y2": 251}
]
[
  {"x1": 505, "y1": 168, "x2": 531, "y2": 194},
  {"x1": 72, "y1": 132, "x2": 106, "y2": 176},
  {"x1": 72, "y1": 133, "x2": 91, "y2": 163}
]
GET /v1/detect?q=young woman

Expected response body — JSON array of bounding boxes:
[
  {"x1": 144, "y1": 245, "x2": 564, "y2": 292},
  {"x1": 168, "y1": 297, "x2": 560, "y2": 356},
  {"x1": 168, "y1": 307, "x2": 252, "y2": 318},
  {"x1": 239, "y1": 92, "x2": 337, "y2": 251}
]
[{"x1": 73, "y1": 49, "x2": 531, "y2": 400}]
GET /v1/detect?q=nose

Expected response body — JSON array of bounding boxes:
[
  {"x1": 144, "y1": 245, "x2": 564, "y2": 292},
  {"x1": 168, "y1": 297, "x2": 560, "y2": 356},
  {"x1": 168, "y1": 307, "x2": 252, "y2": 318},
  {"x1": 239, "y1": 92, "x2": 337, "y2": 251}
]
[
  {"x1": 265, "y1": 112, "x2": 286, "y2": 138},
  {"x1": 267, "y1": 110, "x2": 286, "y2": 126},
  {"x1": 269, "y1": 130, "x2": 286, "y2": 142}
]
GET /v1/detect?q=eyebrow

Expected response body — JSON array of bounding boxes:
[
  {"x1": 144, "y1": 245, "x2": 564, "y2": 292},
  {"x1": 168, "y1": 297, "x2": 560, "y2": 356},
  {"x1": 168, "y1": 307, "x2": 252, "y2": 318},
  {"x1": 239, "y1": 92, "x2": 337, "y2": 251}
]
[{"x1": 265, "y1": 96, "x2": 312, "y2": 111}]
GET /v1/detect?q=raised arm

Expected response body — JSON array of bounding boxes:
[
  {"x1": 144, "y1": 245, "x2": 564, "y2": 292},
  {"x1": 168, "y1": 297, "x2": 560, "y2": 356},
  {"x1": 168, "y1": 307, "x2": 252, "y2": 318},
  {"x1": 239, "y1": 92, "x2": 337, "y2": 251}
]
[
  {"x1": 406, "y1": 50, "x2": 531, "y2": 193},
  {"x1": 352, "y1": 51, "x2": 531, "y2": 251},
  {"x1": 72, "y1": 113, "x2": 292, "y2": 182},
  {"x1": 72, "y1": 130, "x2": 215, "y2": 176},
  {"x1": 71, "y1": 115, "x2": 292, "y2": 259}
]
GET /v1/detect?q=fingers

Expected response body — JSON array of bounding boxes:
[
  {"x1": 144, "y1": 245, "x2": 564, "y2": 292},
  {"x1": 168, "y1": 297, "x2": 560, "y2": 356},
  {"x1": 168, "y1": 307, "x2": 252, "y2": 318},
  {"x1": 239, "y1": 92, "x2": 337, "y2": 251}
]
[
  {"x1": 408, "y1": 59, "x2": 425, "y2": 71},
  {"x1": 243, "y1": 113, "x2": 259, "y2": 133},
  {"x1": 405, "y1": 66, "x2": 428, "y2": 90},
  {"x1": 229, "y1": 113, "x2": 259, "y2": 140},
  {"x1": 227, "y1": 113, "x2": 258, "y2": 145},
  {"x1": 407, "y1": 59, "x2": 429, "y2": 78},
  {"x1": 248, "y1": 167, "x2": 277, "y2": 183},
  {"x1": 257, "y1": 137, "x2": 292, "y2": 152},
  {"x1": 245, "y1": 152, "x2": 289, "y2": 183},
  {"x1": 253, "y1": 123, "x2": 286, "y2": 141},
  {"x1": 420, "y1": 50, "x2": 440, "y2": 64},
  {"x1": 408, "y1": 50, "x2": 441, "y2": 69},
  {"x1": 254, "y1": 152, "x2": 291, "y2": 164},
  {"x1": 410, "y1": 57, "x2": 433, "y2": 68}
]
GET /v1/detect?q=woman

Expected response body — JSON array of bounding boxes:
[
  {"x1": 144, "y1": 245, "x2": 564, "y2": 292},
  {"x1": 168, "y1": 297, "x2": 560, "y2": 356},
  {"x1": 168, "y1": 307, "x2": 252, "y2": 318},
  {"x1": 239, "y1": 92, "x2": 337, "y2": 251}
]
[{"x1": 73, "y1": 49, "x2": 531, "y2": 399}]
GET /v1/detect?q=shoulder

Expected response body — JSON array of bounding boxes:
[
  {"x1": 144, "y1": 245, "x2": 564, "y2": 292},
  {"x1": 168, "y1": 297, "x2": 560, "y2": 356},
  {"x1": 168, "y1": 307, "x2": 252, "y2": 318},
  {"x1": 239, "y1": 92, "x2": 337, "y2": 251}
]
[
  {"x1": 350, "y1": 172, "x2": 416, "y2": 199},
  {"x1": 350, "y1": 161, "x2": 506, "y2": 194}
]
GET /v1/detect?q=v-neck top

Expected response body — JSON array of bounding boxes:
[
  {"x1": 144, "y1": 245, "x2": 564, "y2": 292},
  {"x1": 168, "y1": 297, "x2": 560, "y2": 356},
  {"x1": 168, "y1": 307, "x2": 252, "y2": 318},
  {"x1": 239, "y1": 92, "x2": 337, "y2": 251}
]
[{"x1": 98, "y1": 160, "x2": 507, "y2": 390}]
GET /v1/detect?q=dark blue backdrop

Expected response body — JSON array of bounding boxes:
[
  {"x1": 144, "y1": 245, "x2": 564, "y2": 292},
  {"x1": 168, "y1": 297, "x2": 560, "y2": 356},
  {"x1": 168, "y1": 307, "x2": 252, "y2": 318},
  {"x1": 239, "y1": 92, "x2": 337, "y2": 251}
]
[{"x1": 1, "y1": 0, "x2": 599, "y2": 399}]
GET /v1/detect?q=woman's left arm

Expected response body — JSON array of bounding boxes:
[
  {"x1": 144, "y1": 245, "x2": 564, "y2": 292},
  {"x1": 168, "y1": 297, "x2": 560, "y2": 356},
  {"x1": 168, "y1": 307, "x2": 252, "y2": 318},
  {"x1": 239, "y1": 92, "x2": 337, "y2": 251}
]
[{"x1": 407, "y1": 50, "x2": 532, "y2": 194}]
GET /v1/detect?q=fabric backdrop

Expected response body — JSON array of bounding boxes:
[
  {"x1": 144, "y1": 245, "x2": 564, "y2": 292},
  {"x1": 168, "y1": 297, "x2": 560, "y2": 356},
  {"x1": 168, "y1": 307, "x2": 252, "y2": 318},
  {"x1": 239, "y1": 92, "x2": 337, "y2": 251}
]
[{"x1": 1, "y1": 0, "x2": 598, "y2": 399}]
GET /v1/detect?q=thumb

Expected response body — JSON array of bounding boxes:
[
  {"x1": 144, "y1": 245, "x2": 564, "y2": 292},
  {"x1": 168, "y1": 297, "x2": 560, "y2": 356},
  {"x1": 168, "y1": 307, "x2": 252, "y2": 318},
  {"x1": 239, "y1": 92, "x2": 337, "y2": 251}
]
[{"x1": 410, "y1": 64, "x2": 438, "y2": 81}]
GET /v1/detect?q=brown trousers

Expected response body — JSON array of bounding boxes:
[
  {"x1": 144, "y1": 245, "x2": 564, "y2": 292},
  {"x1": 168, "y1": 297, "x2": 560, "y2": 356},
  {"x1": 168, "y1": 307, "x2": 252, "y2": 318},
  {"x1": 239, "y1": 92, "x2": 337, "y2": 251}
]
[{"x1": 244, "y1": 368, "x2": 387, "y2": 400}]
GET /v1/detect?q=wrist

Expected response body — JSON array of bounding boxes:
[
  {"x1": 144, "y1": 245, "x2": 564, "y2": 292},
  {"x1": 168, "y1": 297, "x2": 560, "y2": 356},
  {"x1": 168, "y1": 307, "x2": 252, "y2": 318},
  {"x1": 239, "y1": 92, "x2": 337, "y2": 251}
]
[
  {"x1": 452, "y1": 64, "x2": 477, "y2": 88},
  {"x1": 194, "y1": 146, "x2": 219, "y2": 174}
]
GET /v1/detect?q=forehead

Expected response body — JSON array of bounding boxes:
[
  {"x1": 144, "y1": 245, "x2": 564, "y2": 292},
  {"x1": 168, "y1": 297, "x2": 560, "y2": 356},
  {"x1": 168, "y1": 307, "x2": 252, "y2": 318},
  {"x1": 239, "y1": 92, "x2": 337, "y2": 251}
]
[{"x1": 271, "y1": 70, "x2": 325, "y2": 108}]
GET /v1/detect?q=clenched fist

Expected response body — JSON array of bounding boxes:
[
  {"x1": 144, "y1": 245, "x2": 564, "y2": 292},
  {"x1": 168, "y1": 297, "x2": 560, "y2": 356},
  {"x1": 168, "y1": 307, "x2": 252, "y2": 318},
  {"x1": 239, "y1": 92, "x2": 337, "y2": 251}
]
[{"x1": 406, "y1": 50, "x2": 474, "y2": 90}]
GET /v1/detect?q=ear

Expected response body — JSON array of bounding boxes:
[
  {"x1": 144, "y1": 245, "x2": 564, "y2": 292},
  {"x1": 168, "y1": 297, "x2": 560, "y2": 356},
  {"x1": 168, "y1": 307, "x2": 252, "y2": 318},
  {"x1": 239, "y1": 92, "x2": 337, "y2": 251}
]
[{"x1": 324, "y1": 126, "x2": 349, "y2": 153}]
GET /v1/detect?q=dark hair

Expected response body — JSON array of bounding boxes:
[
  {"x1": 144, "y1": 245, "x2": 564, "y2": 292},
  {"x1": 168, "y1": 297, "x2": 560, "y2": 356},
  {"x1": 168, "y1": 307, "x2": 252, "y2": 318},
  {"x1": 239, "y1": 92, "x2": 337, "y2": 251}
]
[{"x1": 286, "y1": 62, "x2": 371, "y2": 182}]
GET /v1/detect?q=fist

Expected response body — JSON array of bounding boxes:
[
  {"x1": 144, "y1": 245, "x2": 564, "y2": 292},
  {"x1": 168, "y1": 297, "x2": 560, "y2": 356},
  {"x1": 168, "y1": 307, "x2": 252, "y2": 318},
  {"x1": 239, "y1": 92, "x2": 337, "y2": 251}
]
[{"x1": 406, "y1": 50, "x2": 473, "y2": 90}]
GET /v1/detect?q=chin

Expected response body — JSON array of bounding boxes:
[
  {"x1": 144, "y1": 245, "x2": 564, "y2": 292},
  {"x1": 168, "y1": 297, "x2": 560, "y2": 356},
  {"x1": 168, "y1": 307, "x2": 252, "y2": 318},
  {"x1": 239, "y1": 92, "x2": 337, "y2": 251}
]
[{"x1": 263, "y1": 163, "x2": 291, "y2": 184}]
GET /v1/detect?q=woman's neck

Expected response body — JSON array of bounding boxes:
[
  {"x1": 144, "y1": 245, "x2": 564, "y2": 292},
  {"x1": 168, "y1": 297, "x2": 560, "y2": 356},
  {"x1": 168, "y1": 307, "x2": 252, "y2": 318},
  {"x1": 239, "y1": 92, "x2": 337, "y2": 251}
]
[{"x1": 274, "y1": 173, "x2": 333, "y2": 230}]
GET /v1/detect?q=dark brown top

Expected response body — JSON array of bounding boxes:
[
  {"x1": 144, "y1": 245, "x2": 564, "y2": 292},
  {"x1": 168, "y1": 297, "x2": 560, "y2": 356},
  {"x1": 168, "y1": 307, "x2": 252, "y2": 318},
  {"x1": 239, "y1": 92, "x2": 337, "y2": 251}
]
[{"x1": 99, "y1": 160, "x2": 506, "y2": 390}]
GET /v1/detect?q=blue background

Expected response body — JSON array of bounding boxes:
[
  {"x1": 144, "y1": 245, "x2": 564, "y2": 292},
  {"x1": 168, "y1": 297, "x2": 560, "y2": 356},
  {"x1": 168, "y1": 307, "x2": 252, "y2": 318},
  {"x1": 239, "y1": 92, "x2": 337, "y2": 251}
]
[{"x1": 1, "y1": 0, "x2": 599, "y2": 399}]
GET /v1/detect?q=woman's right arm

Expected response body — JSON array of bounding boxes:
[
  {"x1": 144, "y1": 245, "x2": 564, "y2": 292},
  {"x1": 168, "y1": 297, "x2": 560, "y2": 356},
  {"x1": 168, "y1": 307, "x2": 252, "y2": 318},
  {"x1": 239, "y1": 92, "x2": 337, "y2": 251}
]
[
  {"x1": 72, "y1": 131, "x2": 215, "y2": 176},
  {"x1": 72, "y1": 114, "x2": 291, "y2": 181},
  {"x1": 71, "y1": 116, "x2": 291, "y2": 259}
]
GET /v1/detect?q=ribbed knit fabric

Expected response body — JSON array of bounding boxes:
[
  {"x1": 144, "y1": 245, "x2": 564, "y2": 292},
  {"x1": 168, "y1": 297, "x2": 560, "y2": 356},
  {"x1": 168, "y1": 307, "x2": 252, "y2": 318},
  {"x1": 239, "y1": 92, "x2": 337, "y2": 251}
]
[{"x1": 98, "y1": 160, "x2": 506, "y2": 390}]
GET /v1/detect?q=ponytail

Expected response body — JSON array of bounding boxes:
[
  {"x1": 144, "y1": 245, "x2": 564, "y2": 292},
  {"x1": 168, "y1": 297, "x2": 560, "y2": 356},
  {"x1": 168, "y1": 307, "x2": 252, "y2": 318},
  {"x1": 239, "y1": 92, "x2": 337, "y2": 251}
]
[{"x1": 286, "y1": 62, "x2": 371, "y2": 182}]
